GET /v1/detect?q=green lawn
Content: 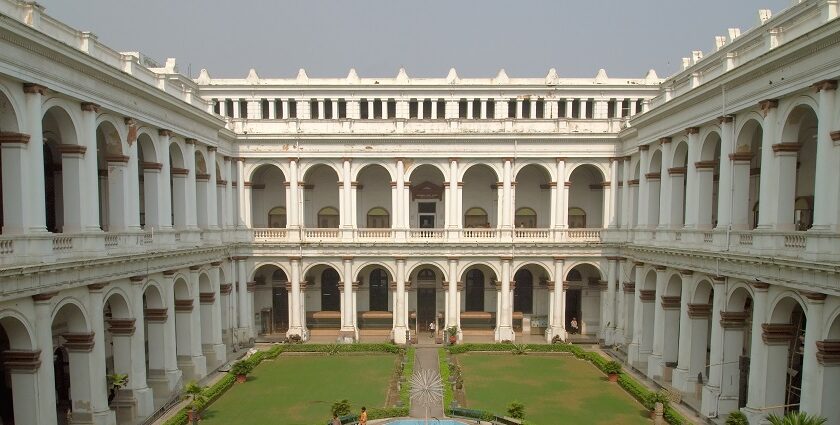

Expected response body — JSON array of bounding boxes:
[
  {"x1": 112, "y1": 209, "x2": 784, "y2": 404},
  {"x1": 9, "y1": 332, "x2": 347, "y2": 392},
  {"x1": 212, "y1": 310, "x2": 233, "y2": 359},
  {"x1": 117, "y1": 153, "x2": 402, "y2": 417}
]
[
  {"x1": 457, "y1": 353, "x2": 650, "y2": 425},
  {"x1": 201, "y1": 354, "x2": 395, "y2": 425}
]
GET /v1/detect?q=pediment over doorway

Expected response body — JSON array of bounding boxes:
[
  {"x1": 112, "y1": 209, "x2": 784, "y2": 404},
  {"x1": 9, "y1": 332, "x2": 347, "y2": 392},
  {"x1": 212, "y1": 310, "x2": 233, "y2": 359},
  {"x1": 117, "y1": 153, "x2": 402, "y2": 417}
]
[{"x1": 410, "y1": 181, "x2": 443, "y2": 201}]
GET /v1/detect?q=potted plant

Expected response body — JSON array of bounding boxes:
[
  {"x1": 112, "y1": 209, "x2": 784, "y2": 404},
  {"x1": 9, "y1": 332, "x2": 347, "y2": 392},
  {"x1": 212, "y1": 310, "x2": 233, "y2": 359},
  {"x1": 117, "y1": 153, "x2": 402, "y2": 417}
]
[
  {"x1": 230, "y1": 360, "x2": 252, "y2": 383},
  {"x1": 106, "y1": 373, "x2": 129, "y2": 403},
  {"x1": 603, "y1": 361, "x2": 622, "y2": 382},
  {"x1": 183, "y1": 381, "x2": 205, "y2": 424},
  {"x1": 767, "y1": 412, "x2": 827, "y2": 425},
  {"x1": 446, "y1": 326, "x2": 458, "y2": 345}
]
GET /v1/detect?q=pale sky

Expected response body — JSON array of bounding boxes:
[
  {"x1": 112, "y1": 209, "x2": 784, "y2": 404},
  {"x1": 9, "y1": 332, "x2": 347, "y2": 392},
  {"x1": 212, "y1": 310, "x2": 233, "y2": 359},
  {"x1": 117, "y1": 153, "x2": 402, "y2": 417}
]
[{"x1": 37, "y1": 0, "x2": 792, "y2": 79}]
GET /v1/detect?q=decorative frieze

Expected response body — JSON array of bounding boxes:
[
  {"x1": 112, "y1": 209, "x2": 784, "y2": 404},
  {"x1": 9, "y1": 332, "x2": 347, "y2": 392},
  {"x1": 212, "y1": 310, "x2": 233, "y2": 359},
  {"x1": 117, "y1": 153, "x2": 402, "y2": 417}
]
[
  {"x1": 720, "y1": 311, "x2": 749, "y2": 328},
  {"x1": 687, "y1": 303, "x2": 711, "y2": 318},
  {"x1": 61, "y1": 332, "x2": 95, "y2": 352},
  {"x1": 816, "y1": 340, "x2": 840, "y2": 365},
  {"x1": 661, "y1": 296, "x2": 681, "y2": 309},
  {"x1": 107, "y1": 319, "x2": 136, "y2": 335},
  {"x1": 143, "y1": 308, "x2": 167, "y2": 323},
  {"x1": 761, "y1": 323, "x2": 796, "y2": 345},
  {"x1": 639, "y1": 290, "x2": 656, "y2": 302}
]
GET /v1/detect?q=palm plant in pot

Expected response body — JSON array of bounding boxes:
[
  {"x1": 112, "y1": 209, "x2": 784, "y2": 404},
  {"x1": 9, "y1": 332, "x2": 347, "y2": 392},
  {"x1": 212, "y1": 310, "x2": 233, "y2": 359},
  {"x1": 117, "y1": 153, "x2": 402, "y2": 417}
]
[
  {"x1": 183, "y1": 381, "x2": 205, "y2": 423},
  {"x1": 603, "y1": 361, "x2": 622, "y2": 382},
  {"x1": 230, "y1": 360, "x2": 253, "y2": 383},
  {"x1": 446, "y1": 326, "x2": 458, "y2": 345}
]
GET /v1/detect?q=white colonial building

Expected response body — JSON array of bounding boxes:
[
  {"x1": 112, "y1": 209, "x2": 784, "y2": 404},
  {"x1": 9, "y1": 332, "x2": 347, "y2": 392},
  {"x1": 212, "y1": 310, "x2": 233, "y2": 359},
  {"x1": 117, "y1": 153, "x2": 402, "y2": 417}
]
[{"x1": 0, "y1": 0, "x2": 838, "y2": 424}]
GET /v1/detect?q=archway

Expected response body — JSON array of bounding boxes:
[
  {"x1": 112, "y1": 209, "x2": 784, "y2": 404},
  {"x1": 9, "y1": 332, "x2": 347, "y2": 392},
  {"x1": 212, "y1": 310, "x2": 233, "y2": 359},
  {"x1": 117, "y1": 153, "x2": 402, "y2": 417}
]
[
  {"x1": 0, "y1": 314, "x2": 36, "y2": 425},
  {"x1": 697, "y1": 132, "x2": 721, "y2": 229},
  {"x1": 252, "y1": 265, "x2": 288, "y2": 336},
  {"x1": 356, "y1": 265, "x2": 394, "y2": 334},
  {"x1": 250, "y1": 164, "x2": 286, "y2": 228},
  {"x1": 303, "y1": 164, "x2": 339, "y2": 228},
  {"x1": 52, "y1": 301, "x2": 104, "y2": 423},
  {"x1": 564, "y1": 263, "x2": 603, "y2": 338},
  {"x1": 142, "y1": 284, "x2": 168, "y2": 404},
  {"x1": 103, "y1": 292, "x2": 134, "y2": 407},
  {"x1": 781, "y1": 105, "x2": 817, "y2": 231},
  {"x1": 408, "y1": 265, "x2": 445, "y2": 339},
  {"x1": 734, "y1": 119, "x2": 763, "y2": 229},
  {"x1": 514, "y1": 263, "x2": 551, "y2": 336},
  {"x1": 168, "y1": 143, "x2": 187, "y2": 229},
  {"x1": 42, "y1": 106, "x2": 80, "y2": 233},
  {"x1": 408, "y1": 165, "x2": 446, "y2": 228},
  {"x1": 717, "y1": 286, "x2": 754, "y2": 414},
  {"x1": 515, "y1": 164, "x2": 551, "y2": 228},
  {"x1": 760, "y1": 296, "x2": 807, "y2": 416},
  {"x1": 303, "y1": 265, "x2": 342, "y2": 334},
  {"x1": 356, "y1": 165, "x2": 392, "y2": 228},
  {"x1": 0, "y1": 89, "x2": 22, "y2": 235},
  {"x1": 96, "y1": 120, "x2": 126, "y2": 231},
  {"x1": 633, "y1": 269, "x2": 658, "y2": 365},
  {"x1": 463, "y1": 165, "x2": 498, "y2": 228},
  {"x1": 677, "y1": 278, "x2": 713, "y2": 393},
  {"x1": 459, "y1": 264, "x2": 498, "y2": 338},
  {"x1": 660, "y1": 274, "x2": 682, "y2": 383},
  {"x1": 568, "y1": 164, "x2": 605, "y2": 228},
  {"x1": 819, "y1": 313, "x2": 840, "y2": 424},
  {"x1": 173, "y1": 277, "x2": 204, "y2": 380}
]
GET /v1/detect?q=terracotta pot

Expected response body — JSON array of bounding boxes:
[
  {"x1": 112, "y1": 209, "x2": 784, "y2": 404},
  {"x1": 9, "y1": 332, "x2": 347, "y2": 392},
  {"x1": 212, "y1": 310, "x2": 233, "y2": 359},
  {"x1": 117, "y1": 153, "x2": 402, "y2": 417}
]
[
  {"x1": 449, "y1": 335, "x2": 457, "y2": 344},
  {"x1": 236, "y1": 374, "x2": 247, "y2": 383},
  {"x1": 608, "y1": 373, "x2": 618, "y2": 382},
  {"x1": 187, "y1": 409, "x2": 199, "y2": 423}
]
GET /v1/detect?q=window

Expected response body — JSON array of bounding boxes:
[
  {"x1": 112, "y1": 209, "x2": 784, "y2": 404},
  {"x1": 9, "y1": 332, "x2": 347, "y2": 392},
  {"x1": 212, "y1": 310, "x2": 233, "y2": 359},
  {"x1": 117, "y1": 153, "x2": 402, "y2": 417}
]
[
  {"x1": 239, "y1": 100, "x2": 247, "y2": 118},
  {"x1": 752, "y1": 201, "x2": 759, "y2": 230},
  {"x1": 409, "y1": 99, "x2": 418, "y2": 118},
  {"x1": 513, "y1": 269, "x2": 533, "y2": 314},
  {"x1": 417, "y1": 268, "x2": 436, "y2": 281},
  {"x1": 508, "y1": 99, "x2": 516, "y2": 118},
  {"x1": 213, "y1": 99, "x2": 220, "y2": 114},
  {"x1": 465, "y1": 269, "x2": 485, "y2": 311},
  {"x1": 387, "y1": 99, "x2": 396, "y2": 118},
  {"x1": 558, "y1": 100, "x2": 567, "y2": 118},
  {"x1": 436, "y1": 99, "x2": 445, "y2": 119},
  {"x1": 366, "y1": 207, "x2": 390, "y2": 228},
  {"x1": 464, "y1": 207, "x2": 489, "y2": 228},
  {"x1": 310, "y1": 98, "x2": 318, "y2": 119},
  {"x1": 268, "y1": 206, "x2": 286, "y2": 228},
  {"x1": 522, "y1": 99, "x2": 531, "y2": 118},
  {"x1": 571, "y1": 99, "x2": 580, "y2": 118},
  {"x1": 567, "y1": 269, "x2": 582, "y2": 282},
  {"x1": 321, "y1": 269, "x2": 340, "y2": 311},
  {"x1": 360, "y1": 99, "x2": 369, "y2": 119},
  {"x1": 225, "y1": 99, "x2": 234, "y2": 117},
  {"x1": 569, "y1": 207, "x2": 587, "y2": 228},
  {"x1": 794, "y1": 196, "x2": 813, "y2": 231},
  {"x1": 585, "y1": 98, "x2": 594, "y2": 119},
  {"x1": 536, "y1": 100, "x2": 545, "y2": 119},
  {"x1": 486, "y1": 101, "x2": 495, "y2": 118},
  {"x1": 288, "y1": 101, "x2": 297, "y2": 118},
  {"x1": 261, "y1": 99, "x2": 269, "y2": 119},
  {"x1": 317, "y1": 207, "x2": 339, "y2": 228},
  {"x1": 423, "y1": 99, "x2": 432, "y2": 119},
  {"x1": 369, "y1": 269, "x2": 389, "y2": 311},
  {"x1": 275, "y1": 99, "x2": 284, "y2": 118},
  {"x1": 472, "y1": 99, "x2": 480, "y2": 119},
  {"x1": 338, "y1": 99, "x2": 347, "y2": 118},
  {"x1": 324, "y1": 98, "x2": 333, "y2": 119},
  {"x1": 458, "y1": 99, "x2": 468, "y2": 118},
  {"x1": 373, "y1": 99, "x2": 382, "y2": 119},
  {"x1": 515, "y1": 207, "x2": 537, "y2": 228}
]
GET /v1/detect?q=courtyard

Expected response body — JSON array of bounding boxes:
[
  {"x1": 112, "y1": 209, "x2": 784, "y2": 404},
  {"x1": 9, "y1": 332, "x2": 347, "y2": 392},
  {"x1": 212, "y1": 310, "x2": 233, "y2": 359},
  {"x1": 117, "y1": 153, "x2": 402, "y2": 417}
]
[
  {"x1": 455, "y1": 353, "x2": 650, "y2": 424},
  {"x1": 199, "y1": 353, "x2": 397, "y2": 425}
]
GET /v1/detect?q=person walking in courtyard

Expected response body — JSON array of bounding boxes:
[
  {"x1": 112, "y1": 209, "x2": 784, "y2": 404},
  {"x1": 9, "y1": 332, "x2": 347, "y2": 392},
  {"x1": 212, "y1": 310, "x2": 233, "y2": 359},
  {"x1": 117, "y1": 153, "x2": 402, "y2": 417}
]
[
  {"x1": 570, "y1": 317, "x2": 579, "y2": 335},
  {"x1": 429, "y1": 321, "x2": 436, "y2": 338},
  {"x1": 359, "y1": 407, "x2": 368, "y2": 425}
]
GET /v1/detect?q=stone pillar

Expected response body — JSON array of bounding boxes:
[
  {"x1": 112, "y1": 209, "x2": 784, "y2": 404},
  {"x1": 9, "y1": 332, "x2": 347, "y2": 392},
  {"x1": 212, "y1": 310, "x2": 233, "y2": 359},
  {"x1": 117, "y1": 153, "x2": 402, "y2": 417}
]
[
  {"x1": 339, "y1": 257, "x2": 356, "y2": 342},
  {"x1": 715, "y1": 116, "x2": 735, "y2": 229},
  {"x1": 184, "y1": 139, "x2": 198, "y2": 229},
  {"x1": 701, "y1": 277, "x2": 729, "y2": 417},
  {"x1": 141, "y1": 158, "x2": 162, "y2": 229},
  {"x1": 287, "y1": 257, "x2": 305, "y2": 338},
  {"x1": 0, "y1": 132, "x2": 31, "y2": 234},
  {"x1": 157, "y1": 131, "x2": 173, "y2": 229},
  {"x1": 207, "y1": 263, "x2": 226, "y2": 367},
  {"x1": 341, "y1": 159, "x2": 352, "y2": 229},
  {"x1": 817, "y1": 339, "x2": 840, "y2": 424},
  {"x1": 224, "y1": 157, "x2": 234, "y2": 228},
  {"x1": 396, "y1": 159, "x2": 405, "y2": 229},
  {"x1": 657, "y1": 138, "x2": 673, "y2": 229},
  {"x1": 604, "y1": 258, "x2": 619, "y2": 344},
  {"x1": 288, "y1": 159, "x2": 299, "y2": 228},
  {"x1": 502, "y1": 159, "x2": 512, "y2": 229},
  {"x1": 637, "y1": 146, "x2": 651, "y2": 228},
  {"x1": 812, "y1": 81, "x2": 838, "y2": 231},
  {"x1": 33, "y1": 293, "x2": 58, "y2": 425},
  {"x1": 1, "y1": 349, "x2": 44, "y2": 425},
  {"x1": 674, "y1": 271, "x2": 708, "y2": 393},
  {"x1": 729, "y1": 151, "x2": 753, "y2": 230},
  {"x1": 608, "y1": 158, "x2": 619, "y2": 227},
  {"x1": 621, "y1": 157, "x2": 632, "y2": 228},
  {"x1": 393, "y1": 258, "x2": 408, "y2": 343},
  {"x1": 547, "y1": 257, "x2": 565, "y2": 342},
  {"x1": 235, "y1": 258, "x2": 250, "y2": 338},
  {"x1": 447, "y1": 258, "x2": 459, "y2": 328},
  {"x1": 86, "y1": 283, "x2": 116, "y2": 425},
  {"x1": 496, "y1": 257, "x2": 515, "y2": 341},
  {"x1": 799, "y1": 291, "x2": 826, "y2": 415},
  {"x1": 756, "y1": 100, "x2": 779, "y2": 229},
  {"x1": 647, "y1": 266, "x2": 667, "y2": 379},
  {"x1": 448, "y1": 158, "x2": 458, "y2": 229},
  {"x1": 622, "y1": 279, "x2": 635, "y2": 345},
  {"x1": 160, "y1": 271, "x2": 182, "y2": 393},
  {"x1": 743, "y1": 282, "x2": 771, "y2": 422},
  {"x1": 79, "y1": 103, "x2": 102, "y2": 232},
  {"x1": 683, "y1": 127, "x2": 701, "y2": 228},
  {"x1": 55, "y1": 144, "x2": 86, "y2": 233},
  {"x1": 22, "y1": 84, "x2": 48, "y2": 233},
  {"x1": 185, "y1": 267, "x2": 208, "y2": 378},
  {"x1": 207, "y1": 147, "x2": 219, "y2": 228},
  {"x1": 107, "y1": 154, "x2": 131, "y2": 231},
  {"x1": 236, "y1": 158, "x2": 246, "y2": 227},
  {"x1": 628, "y1": 262, "x2": 645, "y2": 364},
  {"x1": 126, "y1": 277, "x2": 154, "y2": 420}
]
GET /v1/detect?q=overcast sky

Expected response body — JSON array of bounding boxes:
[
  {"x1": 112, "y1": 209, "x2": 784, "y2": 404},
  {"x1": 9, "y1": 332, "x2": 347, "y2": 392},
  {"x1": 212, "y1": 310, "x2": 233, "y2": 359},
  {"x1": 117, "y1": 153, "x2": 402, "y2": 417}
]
[{"x1": 38, "y1": 0, "x2": 792, "y2": 79}]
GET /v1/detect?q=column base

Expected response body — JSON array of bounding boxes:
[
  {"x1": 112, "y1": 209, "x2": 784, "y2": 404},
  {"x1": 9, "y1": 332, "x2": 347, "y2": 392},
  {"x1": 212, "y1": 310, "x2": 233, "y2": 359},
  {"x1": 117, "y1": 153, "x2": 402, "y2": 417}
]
[
  {"x1": 113, "y1": 386, "x2": 154, "y2": 424},
  {"x1": 286, "y1": 327, "x2": 307, "y2": 342},
  {"x1": 627, "y1": 342, "x2": 642, "y2": 364},
  {"x1": 742, "y1": 406, "x2": 770, "y2": 424},
  {"x1": 546, "y1": 326, "x2": 566, "y2": 343},
  {"x1": 92, "y1": 409, "x2": 117, "y2": 425},
  {"x1": 495, "y1": 326, "x2": 515, "y2": 342},
  {"x1": 392, "y1": 326, "x2": 408, "y2": 344},
  {"x1": 604, "y1": 328, "x2": 617, "y2": 346},
  {"x1": 700, "y1": 385, "x2": 721, "y2": 418},
  {"x1": 338, "y1": 329, "x2": 357, "y2": 343},
  {"x1": 646, "y1": 353, "x2": 663, "y2": 380},
  {"x1": 177, "y1": 355, "x2": 207, "y2": 382},
  {"x1": 671, "y1": 367, "x2": 697, "y2": 394},
  {"x1": 203, "y1": 343, "x2": 228, "y2": 370},
  {"x1": 716, "y1": 395, "x2": 741, "y2": 419}
]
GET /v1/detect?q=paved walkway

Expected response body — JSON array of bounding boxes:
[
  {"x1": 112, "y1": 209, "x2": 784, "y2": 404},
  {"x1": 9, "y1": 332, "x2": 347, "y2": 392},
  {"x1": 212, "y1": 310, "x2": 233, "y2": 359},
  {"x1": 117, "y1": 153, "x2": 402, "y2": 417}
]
[{"x1": 409, "y1": 344, "x2": 445, "y2": 419}]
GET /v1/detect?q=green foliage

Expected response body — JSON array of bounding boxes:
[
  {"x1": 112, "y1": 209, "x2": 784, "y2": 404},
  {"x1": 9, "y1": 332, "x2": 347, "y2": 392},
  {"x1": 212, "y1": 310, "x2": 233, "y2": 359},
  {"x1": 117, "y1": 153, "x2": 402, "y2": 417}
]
[
  {"x1": 327, "y1": 343, "x2": 341, "y2": 356},
  {"x1": 511, "y1": 344, "x2": 530, "y2": 355},
  {"x1": 399, "y1": 347, "x2": 415, "y2": 408},
  {"x1": 647, "y1": 391, "x2": 669, "y2": 406},
  {"x1": 366, "y1": 407, "x2": 410, "y2": 420},
  {"x1": 230, "y1": 360, "x2": 253, "y2": 376},
  {"x1": 439, "y1": 348, "x2": 454, "y2": 412},
  {"x1": 603, "y1": 360, "x2": 622, "y2": 375},
  {"x1": 331, "y1": 399, "x2": 351, "y2": 417},
  {"x1": 767, "y1": 411, "x2": 828, "y2": 425},
  {"x1": 507, "y1": 401, "x2": 525, "y2": 419},
  {"x1": 725, "y1": 411, "x2": 749, "y2": 425},
  {"x1": 107, "y1": 373, "x2": 128, "y2": 390}
]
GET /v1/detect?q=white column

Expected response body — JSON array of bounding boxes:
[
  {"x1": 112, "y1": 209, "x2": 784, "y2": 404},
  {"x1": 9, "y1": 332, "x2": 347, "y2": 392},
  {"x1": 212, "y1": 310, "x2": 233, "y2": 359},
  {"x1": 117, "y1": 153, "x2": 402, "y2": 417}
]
[
  {"x1": 547, "y1": 257, "x2": 565, "y2": 341},
  {"x1": 0, "y1": 132, "x2": 32, "y2": 234},
  {"x1": 579, "y1": 99, "x2": 588, "y2": 118},
  {"x1": 716, "y1": 116, "x2": 735, "y2": 229},
  {"x1": 157, "y1": 132, "x2": 173, "y2": 229},
  {"x1": 672, "y1": 271, "x2": 697, "y2": 393},
  {"x1": 497, "y1": 257, "x2": 515, "y2": 341},
  {"x1": 126, "y1": 278, "x2": 154, "y2": 420},
  {"x1": 529, "y1": 99, "x2": 537, "y2": 119},
  {"x1": 185, "y1": 268, "x2": 207, "y2": 378},
  {"x1": 683, "y1": 128, "x2": 701, "y2": 228},
  {"x1": 161, "y1": 273, "x2": 182, "y2": 391},
  {"x1": 799, "y1": 292, "x2": 826, "y2": 415},
  {"x1": 730, "y1": 153, "x2": 752, "y2": 230},
  {"x1": 608, "y1": 158, "x2": 619, "y2": 227},
  {"x1": 448, "y1": 158, "x2": 458, "y2": 228},
  {"x1": 268, "y1": 100, "x2": 276, "y2": 119},
  {"x1": 317, "y1": 99, "x2": 325, "y2": 119},
  {"x1": 628, "y1": 262, "x2": 648, "y2": 364},
  {"x1": 22, "y1": 84, "x2": 48, "y2": 233},
  {"x1": 502, "y1": 159, "x2": 512, "y2": 229},
  {"x1": 282, "y1": 100, "x2": 290, "y2": 119},
  {"x1": 621, "y1": 157, "x2": 631, "y2": 228},
  {"x1": 340, "y1": 257, "x2": 356, "y2": 341},
  {"x1": 757, "y1": 100, "x2": 779, "y2": 229},
  {"x1": 466, "y1": 101, "x2": 473, "y2": 120},
  {"x1": 107, "y1": 155, "x2": 131, "y2": 231},
  {"x1": 287, "y1": 257, "x2": 305, "y2": 338},
  {"x1": 79, "y1": 103, "x2": 102, "y2": 232},
  {"x1": 33, "y1": 295, "x2": 58, "y2": 425},
  {"x1": 811, "y1": 81, "x2": 838, "y2": 231},
  {"x1": 480, "y1": 100, "x2": 487, "y2": 119},
  {"x1": 393, "y1": 258, "x2": 408, "y2": 343},
  {"x1": 236, "y1": 158, "x2": 246, "y2": 227},
  {"x1": 207, "y1": 148, "x2": 219, "y2": 228},
  {"x1": 184, "y1": 140, "x2": 198, "y2": 229},
  {"x1": 743, "y1": 283, "x2": 770, "y2": 422},
  {"x1": 637, "y1": 146, "x2": 651, "y2": 227},
  {"x1": 224, "y1": 157, "x2": 234, "y2": 228},
  {"x1": 396, "y1": 159, "x2": 405, "y2": 229},
  {"x1": 236, "y1": 258, "x2": 249, "y2": 333},
  {"x1": 515, "y1": 100, "x2": 523, "y2": 119},
  {"x1": 657, "y1": 139, "x2": 673, "y2": 228},
  {"x1": 341, "y1": 159, "x2": 352, "y2": 229},
  {"x1": 702, "y1": 277, "x2": 729, "y2": 418},
  {"x1": 447, "y1": 258, "x2": 458, "y2": 328},
  {"x1": 288, "y1": 159, "x2": 299, "y2": 228},
  {"x1": 605, "y1": 258, "x2": 618, "y2": 344},
  {"x1": 86, "y1": 284, "x2": 116, "y2": 425},
  {"x1": 647, "y1": 266, "x2": 667, "y2": 379},
  {"x1": 207, "y1": 264, "x2": 226, "y2": 366},
  {"x1": 555, "y1": 158, "x2": 566, "y2": 228}
]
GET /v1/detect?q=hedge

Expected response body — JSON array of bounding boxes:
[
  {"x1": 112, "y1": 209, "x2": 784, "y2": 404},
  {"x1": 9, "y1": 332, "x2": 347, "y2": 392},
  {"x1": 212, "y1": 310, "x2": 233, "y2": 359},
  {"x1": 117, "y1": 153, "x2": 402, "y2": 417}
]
[
  {"x1": 399, "y1": 347, "x2": 415, "y2": 408},
  {"x1": 438, "y1": 348, "x2": 454, "y2": 412},
  {"x1": 162, "y1": 343, "x2": 405, "y2": 425},
  {"x1": 446, "y1": 343, "x2": 688, "y2": 425}
]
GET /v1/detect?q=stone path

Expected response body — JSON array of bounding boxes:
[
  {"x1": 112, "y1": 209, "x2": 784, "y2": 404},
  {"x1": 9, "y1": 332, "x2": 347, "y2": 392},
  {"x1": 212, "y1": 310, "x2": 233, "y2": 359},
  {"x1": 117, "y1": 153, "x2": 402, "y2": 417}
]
[{"x1": 409, "y1": 344, "x2": 445, "y2": 419}]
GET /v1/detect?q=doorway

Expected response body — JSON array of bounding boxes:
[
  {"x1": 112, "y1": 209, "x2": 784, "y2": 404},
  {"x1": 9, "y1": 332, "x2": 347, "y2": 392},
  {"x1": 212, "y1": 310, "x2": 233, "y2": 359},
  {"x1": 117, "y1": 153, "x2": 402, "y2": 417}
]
[
  {"x1": 272, "y1": 286, "x2": 289, "y2": 333},
  {"x1": 565, "y1": 289, "x2": 582, "y2": 332},
  {"x1": 417, "y1": 288, "x2": 436, "y2": 330},
  {"x1": 419, "y1": 202, "x2": 436, "y2": 228}
]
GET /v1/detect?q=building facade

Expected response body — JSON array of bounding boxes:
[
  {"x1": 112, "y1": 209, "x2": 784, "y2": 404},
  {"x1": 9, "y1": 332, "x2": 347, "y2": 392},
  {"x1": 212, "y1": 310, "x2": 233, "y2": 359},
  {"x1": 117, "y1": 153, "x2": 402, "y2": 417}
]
[{"x1": 0, "y1": 1, "x2": 839, "y2": 424}]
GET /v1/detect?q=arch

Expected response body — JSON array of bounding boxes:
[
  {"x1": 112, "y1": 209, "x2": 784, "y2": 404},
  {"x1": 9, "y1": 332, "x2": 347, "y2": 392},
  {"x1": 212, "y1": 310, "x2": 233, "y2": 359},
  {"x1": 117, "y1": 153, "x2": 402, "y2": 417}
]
[
  {"x1": 194, "y1": 150, "x2": 208, "y2": 174},
  {"x1": 568, "y1": 164, "x2": 605, "y2": 228},
  {"x1": 564, "y1": 261, "x2": 605, "y2": 281},
  {"x1": 365, "y1": 206, "x2": 390, "y2": 228},
  {"x1": 0, "y1": 311, "x2": 35, "y2": 350},
  {"x1": 317, "y1": 206, "x2": 340, "y2": 228},
  {"x1": 692, "y1": 279, "x2": 714, "y2": 304},
  {"x1": 568, "y1": 207, "x2": 587, "y2": 228},
  {"x1": 198, "y1": 272, "x2": 212, "y2": 293},
  {"x1": 354, "y1": 261, "x2": 396, "y2": 280},
  {"x1": 648, "y1": 149, "x2": 662, "y2": 173},
  {"x1": 251, "y1": 163, "x2": 287, "y2": 228},
  {"x1": 250, "y1": 262, "x2": 292, "y2": 283},
  {"x1": 516, "y1": 164, "x2": 552, "y2": 228},
  {"x1": 353, "y1": 162, "x2": 395, "y2": 182},
  {"x1": 268, "y1": 206, "x2": 286, "y2": 228},
  {"x1": 726, "y1": 283, "x2": 754, "y2": 312},
  {"x1": 366, "y1": 267, "x2": 390, "y2": 312},
  {"x1": 0, "y1": 82, "x2": 22, "y2": 132},
  {"x1": 457, "y1": 261, "x2": 500, "y2": 281},
  {"x1": 461, "y1": 162, "x2": 502, "y2": 181},
  {"x1": 102, "y1": 288, "x2": 133, "y2": 319},
  {"x1": 168, "y1": 142, "x2": 185, "y2": 168},
  {"x1": 300, "y1": 161, "x2": 342, "y2": 181},
  {"x1": 512, "y1": 261, "x2": 552, "y2": 282},
  {"x1": 248, "y1": 161, "x2": 288, "y2": 183},
  {"x1": 514, "y1": 207, "x2": 537, "y2": 228},
  {"x1": 671, "y1": 139, "x2": 689, "y2": 167},
  {"x1": 781, "y1": 103, "x2": 818, "y2": 231},
  {"x1": 641, "y1": 268, "x2": 657, "y2": 291},
  {"x1": 41, "y1": 101, "x2": 81, "y2": 146},
  {"x1": 513, "y1": 162, "x2": 552, "y2": 182},
  {"x1": 301, "y1": 261, "x2": 343, "y2": 279},
  {"x1": 768, "y1": 292, "x2": 807, "y2": 324},
  {"x1": 95, "y1": 116, "x2": 127, "y2": 155},
  {"x1": 405, "y1": 162, "x2": 447, "y2": 182},
  {"x1": 463, "y1": 267, "x2": 487, "y2": 312},
  {"x1": 51, "y1": 298, "x2": 91, "y2": 333},
  {"x1": 664, "y1": 272, "x2": 682, "y2": 296},
  {"x1": 406, "y1": 262, "x2": 448, "y2": 282},
  {"x1": 320, "y1": 267, "x2": 341, "y2": 312},
  {"x1": 461, "y1": 164, "x2": 498, "y2": 228},
  {"x1": 464, "y1": 207, "x2": 489, "y2": 228},
  {"x1": 135, "y1": 128, "x2": 160, "y2": 162},
  {"x1": 142, "y1": 281, "x2": 166, "y2": 309},
  {"x1": 173, "y1": 277, "x2": 191, "y2": 300},
  {"x1": 779, "y1": 96, "x2": 819, "y2": 144}
]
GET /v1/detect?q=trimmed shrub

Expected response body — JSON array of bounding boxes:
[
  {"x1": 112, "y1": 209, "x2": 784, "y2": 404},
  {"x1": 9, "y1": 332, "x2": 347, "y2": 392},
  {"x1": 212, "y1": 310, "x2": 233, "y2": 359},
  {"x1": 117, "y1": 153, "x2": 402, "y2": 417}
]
[{"x1": 507, "y1": 401, "x2": 525, "y2": 419}]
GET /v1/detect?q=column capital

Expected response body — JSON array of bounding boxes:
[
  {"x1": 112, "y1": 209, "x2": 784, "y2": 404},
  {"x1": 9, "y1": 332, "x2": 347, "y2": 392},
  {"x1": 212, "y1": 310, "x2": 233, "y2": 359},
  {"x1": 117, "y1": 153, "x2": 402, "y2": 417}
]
[
  {"x1": 184, "y1": 138, "x2": 198, "y2": 145},
  {"x1": 447, "y1": 257, "x2": 459, "y2": 263},
  {"x1": 772, "y1": 143, "x2": 802, "y2": 153},
  {"x1": 342, "y1": 256, "x2": 354, "y2": 262},
  {"x1": 231, "y1": 255, "x2": 248, "y2": 261},
  {"x1": 22, "y1": 83, "x2": 48, "y2": 95},
  {"x1": 0, "y1": 132, "x2": 30, "y2": 145},
  {"x1": 637, "y1": 144, "x2": 649, "y2": 152},
  {"x1": 555, "y1": 157, "x2": 566, "y2": 163},
  {"x1": 129, "y1": 275, "x2": 146, "y2": 284},
  {"x1": 758, "y1": 99, "x2": 779, "y2": 116},
  {"x1": 729, "y1": 152, "x2": 753, "y2": 162},
  {"x1": 207, "y1": 146, "x2": 217, "y2": 152},
  {"x1": 61, "y1": 332, "x2": 96, "y2": 352},
  {"x1": 394, "y1": 257, "x2": 406, "y2": 263},
  {"x1": 678, "y1": 269, "x2": 694, "y2": 276},
  {"x1": 653, "y1": 265, "x2": 667, "y2": 271},
  {"x1": 500, "y1": 256, "x2": 513, "y2": 262},
  {"x1": 448, "y1": 157, "x2": 459, "y2": 162},
  {"x1": 751, "y1": 281, "x2": 770, "y2": 291},
  {"x1": 158, "y1": 129, "x2": 173, "y2": 138},
  {"x1": 720, "y1": 311, "x2": 749, "y2": 328},
  {"x1": 633, "y1": 261, "x2": 644, "y2": 267},
  {"x1": 174, "y1": 299, "x2": 194, "y2": 312},
  {"x1": 288, "y1": 256, "x2": 302, "y2": 262},
  {"x1": 87, "y1": 282, "x2": 107, "y2": 292},
  {"x1": 687, "y1": 303, "x2": 712, "y2": 318},
  {"x1": 31, "y1": 292, "x2": 58, "y2": 302},
  {"x1": 812, "y1": 79, "x2": 838, "y2": 92},
  {"x1": 220, "y1": 284, "x2": 233, "y2": 294},
  {"x1": 717, "y1": 115, "x2": 734, "y2": 124},
  {"x1": 658, "y1": 137, "x2": 672, "y2": 145},
  {"x1": 623, "y1": 282, "x2": 636, "y2": 293},
  {"x1": 188, "y1": 265, "x2": 201, "y2": 271},
  {"x1": 80, "y1": 102, "x2": 100, "y2": 113},
  {"x1": 56, "y1": 145, "x2": 87, "y2": 156},
  {"x1": 210, "y1": 261, "x2": 223, "y2": 266},
  {"x1": 685, "y1": 127, "x2": 700, "y2": 135},
  {"x1": 816, "y1": 341, "x2": 840, "y2": 365},
  {"x1": 105, "y1": 154, "x2": 129, "y2": 164},
  {"x1": 801, "y1": 291, "x2": 827, "y2": 302},
  {"x1": 142, "y1": 162, "x2": 163, "y2": 170},
  {"x1": 712, "y1": 276, "x2": 726, "y2": 284},
  {"x1": 1, "y1": 349, "x2": 42, "y2": 372},
  {"x1": 107, "y1": 318, "x2": 136, "y2": 336},
  {"x1": 553, "y1": 256, "x2": 565, "y2": 263}
]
